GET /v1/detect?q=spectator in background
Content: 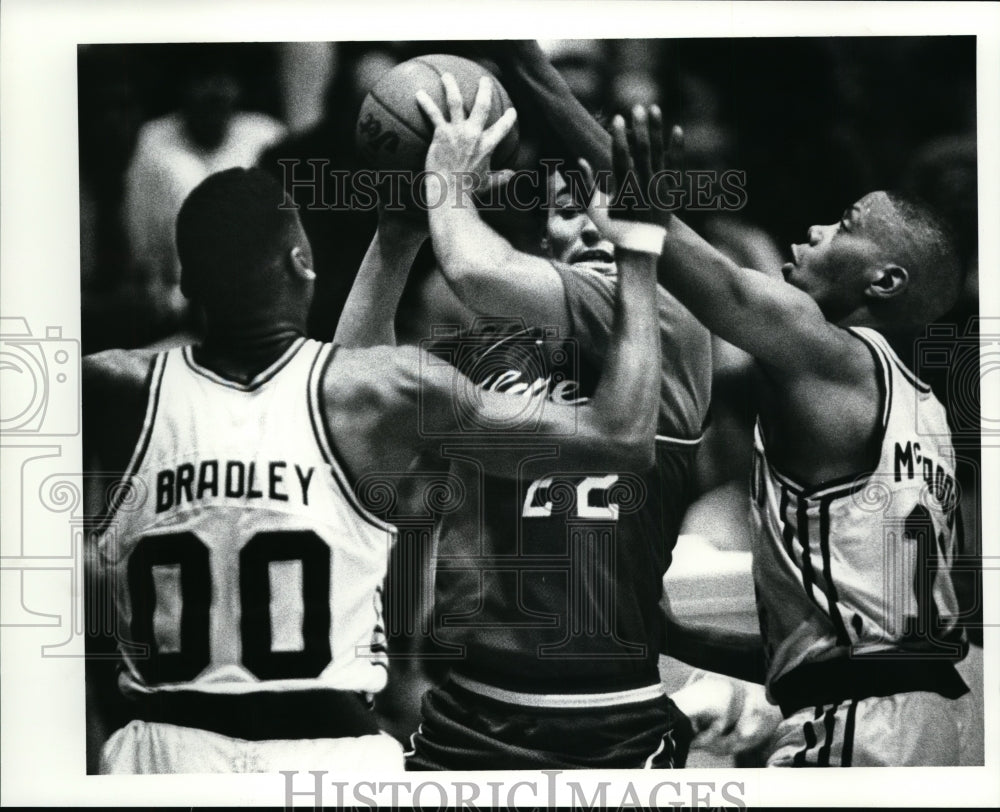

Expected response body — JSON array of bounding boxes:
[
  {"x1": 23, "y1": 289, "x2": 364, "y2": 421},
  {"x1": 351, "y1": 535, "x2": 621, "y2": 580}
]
[
  {"x1": 260, "y1": 44, "x2": 399, "y2": 339},
  {"x1": 78, "y1": 45, "x2": 144, "y2": 354},
  {"x1": 123, "y1": 50, "x2": 285, "y2": 343}
]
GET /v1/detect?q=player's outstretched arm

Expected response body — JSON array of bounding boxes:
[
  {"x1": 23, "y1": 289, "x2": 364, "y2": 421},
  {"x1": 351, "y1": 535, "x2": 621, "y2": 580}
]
[
  {"x1": 82, "y1": 349, "x2": 158, "y2": 475},
  {"x1": 333, "y1": 212, "x2": 428, "y2": 348},
  {"x1": 661, "y1": 609, "x2": 768, "y2": 685},
  {"x1": 635, "y1": 126, "x2": 860, "y2": 378},
  {"x1": 326, "y1": 127, "x2": 663, "y2": 479},
  {"x1": 659, "y1": 578, "x2": 767, "y2": 684},
  {"x1": 488, "y1": 40, "x2": 613, "y2": 176},
  {"x1": 659, "y1": 214, "x2": 845, "y2": 372},
  {"x1": 414, "y1": 74, "x2": 573, "y2": 331}
]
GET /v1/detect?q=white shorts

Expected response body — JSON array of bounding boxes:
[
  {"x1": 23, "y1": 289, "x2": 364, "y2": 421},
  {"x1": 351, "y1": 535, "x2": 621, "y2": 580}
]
[
  {"x1": 100, "y1": 720, "x2": 405, "y2": 774},
  {"x1": 768, "y1": 690, "x2": 973, "y2": 767}
]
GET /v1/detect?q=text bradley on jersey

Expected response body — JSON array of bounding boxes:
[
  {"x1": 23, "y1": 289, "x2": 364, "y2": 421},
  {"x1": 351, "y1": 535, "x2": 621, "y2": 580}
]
[{"x1": 156, "y1": 460, "x2": 316, "y2": 513}]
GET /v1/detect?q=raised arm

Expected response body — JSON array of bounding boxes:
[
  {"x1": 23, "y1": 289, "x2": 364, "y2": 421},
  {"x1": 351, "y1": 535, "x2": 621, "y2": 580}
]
[
  {"x1": 659, "y1": 213, "x2": 860, "y2": 375},
  {"x1": 491, "y1": 40, "x2": 613, "y2": 175},
  {"x1": 477, "y1": 48, "x2": 712, "y2": 437},
  {"x1": 414, "y1": 74, "x2": 572, "y2": 330},
  {"x1": 327, "y1": 117, "x2": 664, "y2": 480},
  {"x1": 333, "y1": 214, "x2": 428, "y2": 348}
]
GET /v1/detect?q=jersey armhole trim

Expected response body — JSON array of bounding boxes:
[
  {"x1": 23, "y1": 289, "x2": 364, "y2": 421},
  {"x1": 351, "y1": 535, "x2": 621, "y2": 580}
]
[
  {"x1": 307, "y1": 343, "x2": 398, "y2": 536},
  {"x1": 93, "y1": 351, "x2": 167, "y2": 535},
  {"x1": 849, "y1": 327, "x2": 893, "y2": 438},
  {"x1": 655, "y1": 433, "x2": 703, "y2": 446},
  {"x1": 850, "y1": 326, "x2": 931, "y2": 395},
  {"x1": 755, "y1": 329, "x2": 892, "y2": 502}
]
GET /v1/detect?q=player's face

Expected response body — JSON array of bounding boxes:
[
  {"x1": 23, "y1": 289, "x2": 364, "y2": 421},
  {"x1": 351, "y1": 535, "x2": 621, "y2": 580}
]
[
  {"x1": 544, "y1": 172, "x2": 616, "y2": 275},
  {"x1": 782, "y1": 191, "x2": 898, "y2": 320}
]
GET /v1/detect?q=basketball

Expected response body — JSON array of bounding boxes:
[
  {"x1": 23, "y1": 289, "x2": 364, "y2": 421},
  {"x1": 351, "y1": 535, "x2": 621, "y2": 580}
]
[{"x1": 355, "y1": 54, "x2": 519, "y2": 173}]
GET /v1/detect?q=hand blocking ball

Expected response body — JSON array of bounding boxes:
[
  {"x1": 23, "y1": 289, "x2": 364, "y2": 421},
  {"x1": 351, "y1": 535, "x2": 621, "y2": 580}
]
[{"x1": 356, "y1": 54, "x2": 520, "y2": 174}]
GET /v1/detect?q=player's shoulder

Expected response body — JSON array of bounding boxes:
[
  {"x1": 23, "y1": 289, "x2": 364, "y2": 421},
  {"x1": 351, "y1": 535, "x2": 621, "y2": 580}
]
[
  {"x1": 133, "y1": 114, "x2": 184, "y2": 152},
  {"x1": 836, "y1": 325, "x2": 892, "y2": 382},
  {"x1": 322, "y1": 344, "x2": 426, "y2": 405},
  {"x1": 232, "y1": 112, "x2": 287, "y2": 145},
  {"x1": 83, "y1": 348, "x2": 160, "y2": 395}
]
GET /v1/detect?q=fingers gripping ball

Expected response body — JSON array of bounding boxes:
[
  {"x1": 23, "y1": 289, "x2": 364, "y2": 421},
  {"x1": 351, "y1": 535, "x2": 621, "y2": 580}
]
[{"x1": 356, "y1": 54, "x2": 520, "y2": 174}]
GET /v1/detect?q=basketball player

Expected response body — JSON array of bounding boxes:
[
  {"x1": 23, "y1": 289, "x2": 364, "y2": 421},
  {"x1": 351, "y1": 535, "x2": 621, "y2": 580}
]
[
  {"x1": 83, "y1": 161, "x2": 665, "y2": 773},
  {"x1": 628, "y1": 104, "x2": 972, "y2": 766},
  {"x1": 337, "y1": 71, "x2": 710, "y2": 769}
]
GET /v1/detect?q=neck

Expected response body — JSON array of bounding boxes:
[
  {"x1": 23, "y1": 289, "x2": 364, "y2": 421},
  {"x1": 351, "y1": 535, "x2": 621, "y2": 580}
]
[
  {"x1": 195, "y1": 322, "x2": 305, "y2": 383},
  {"x1": 837, "y1": 311, "x2": 919, "y2": 369}
]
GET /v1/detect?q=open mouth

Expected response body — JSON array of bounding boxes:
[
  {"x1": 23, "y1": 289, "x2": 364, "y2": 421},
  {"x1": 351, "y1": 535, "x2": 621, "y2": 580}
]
[
  {"x1": 782, "y1": 244, "x2": 802, "y2": 280},
  {"x1": 573, "y1": 247, "x2": 615, "y2": 265}
]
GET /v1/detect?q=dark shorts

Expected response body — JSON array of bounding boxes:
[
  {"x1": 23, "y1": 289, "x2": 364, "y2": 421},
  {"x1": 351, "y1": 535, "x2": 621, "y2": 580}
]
[{"x1": 404, "y1": 674, "x2": 693, "y2": 770}]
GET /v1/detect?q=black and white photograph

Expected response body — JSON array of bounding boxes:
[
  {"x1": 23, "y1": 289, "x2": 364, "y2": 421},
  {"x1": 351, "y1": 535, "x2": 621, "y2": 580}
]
[{"x1": 1, "y1": 1, "x2": 998, "y2": 808}]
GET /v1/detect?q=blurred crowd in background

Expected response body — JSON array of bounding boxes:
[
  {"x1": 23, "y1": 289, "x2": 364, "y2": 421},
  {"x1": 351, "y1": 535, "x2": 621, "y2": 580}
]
[{"x1": 78, "y1": 38, "x2": 978, "y2": 353}]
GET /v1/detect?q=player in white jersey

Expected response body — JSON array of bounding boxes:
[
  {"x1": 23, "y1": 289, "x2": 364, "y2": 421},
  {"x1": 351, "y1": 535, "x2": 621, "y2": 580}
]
[
  {"x1": 637, "y1": 103, "x2": 972, "y2": 766},
  {"x1": 84, "y1": 163, "x2": 666, "y2": 773}
]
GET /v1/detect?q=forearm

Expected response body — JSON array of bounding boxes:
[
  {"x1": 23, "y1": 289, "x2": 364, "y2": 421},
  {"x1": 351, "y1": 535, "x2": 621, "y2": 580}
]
[
  {"x1": 334, "y1": 225, "x2": 425, "y2": 348},
  {"x1": 664, "y1": 612, "x2": 768, "y2": 685},
  {"x1": 427, "y1": 175, "x2": 519, "y2": 311},
  {"x1": 581, "y1": 247, "x2": 660, "y2": 468},
  {"x1": 660, "y1": 216, "x2": 810, "y2": 364},
  {"x1": 499, "y1": 41, "x2": 612, "y2": 174}
]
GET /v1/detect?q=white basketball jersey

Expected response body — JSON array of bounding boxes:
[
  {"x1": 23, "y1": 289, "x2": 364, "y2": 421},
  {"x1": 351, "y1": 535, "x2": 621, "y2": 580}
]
[
  {"x1": 750, "y1": 327, "x2": 965, "y2": 692},
  {"x1": 97, "y1": 338, "x2": 396, "y2": 698}
]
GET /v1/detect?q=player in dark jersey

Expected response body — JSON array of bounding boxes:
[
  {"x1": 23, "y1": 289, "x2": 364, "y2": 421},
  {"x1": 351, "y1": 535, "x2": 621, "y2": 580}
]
[
  {"x1": 337, "y1": 67, "x2": 710, "y2": 768},
  {"x1": 82, "y1": 162, "x2": 665, "y2": 773}
]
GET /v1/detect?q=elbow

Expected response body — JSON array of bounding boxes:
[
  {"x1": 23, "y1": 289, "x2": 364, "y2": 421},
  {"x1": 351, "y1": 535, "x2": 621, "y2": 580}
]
[
  {"x1": 436, "y1": 238, "x2": 521, "y2": 302},
  {"x1": 597, "y1": 429, "x2": 656, "y2": 472},
  {"x1": 624, "y1": 435, "x2": 657, "y2": 472}
]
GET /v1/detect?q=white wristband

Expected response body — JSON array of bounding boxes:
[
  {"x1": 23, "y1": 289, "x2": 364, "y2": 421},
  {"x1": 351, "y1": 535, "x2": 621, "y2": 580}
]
[{"x1": 586, "y1": 190, "x2": 666, "y2": 256}]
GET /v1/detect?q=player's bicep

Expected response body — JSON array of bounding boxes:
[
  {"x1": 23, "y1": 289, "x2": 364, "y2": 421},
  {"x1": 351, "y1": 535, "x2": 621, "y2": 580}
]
[
  {"x1": 444, "y1": 250, "x2": 571, "y2": 332},
  {"x1": 396, "y1": 348, "x2": 643, "y2": 470},
  {"x1": 724, "y1": 270, "x2": 856, "y2": 375},
  {"x1": 82, "y1": 350, "x2": 155, "y2": 472}
]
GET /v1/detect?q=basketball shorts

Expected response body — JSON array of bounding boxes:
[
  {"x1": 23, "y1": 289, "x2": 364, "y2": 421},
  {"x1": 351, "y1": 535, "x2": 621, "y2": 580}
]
[
  {"x1": 100, "y1": 719, "x2": 405, "y2": 774},
  {"x1": 768, "y1": 690, "x2": 973, "y2": 767},
  {"x1": 98, "y1": 688, "x2": 405, "y2": 774},
  {"x1": 404, "y1": 673, "x2": 693, "y2": 770}
]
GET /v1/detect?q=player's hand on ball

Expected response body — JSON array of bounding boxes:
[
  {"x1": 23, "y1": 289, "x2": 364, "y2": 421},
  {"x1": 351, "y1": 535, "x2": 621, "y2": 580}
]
[
  {"x1": 415, "y1": 73, "x2": 518, "y2": 203},
  {"x1": 670, "y1": 671, "x2": 781, "y2": 756}
]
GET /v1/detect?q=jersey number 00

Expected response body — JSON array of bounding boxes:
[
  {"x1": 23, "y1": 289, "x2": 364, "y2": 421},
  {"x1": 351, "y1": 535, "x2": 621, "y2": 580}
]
[{"x1": 127, "y1": 530, "x2": 331, "y2": 685}]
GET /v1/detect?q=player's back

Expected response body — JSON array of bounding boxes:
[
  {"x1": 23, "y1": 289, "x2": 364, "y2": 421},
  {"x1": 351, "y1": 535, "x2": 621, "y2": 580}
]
[{"x1": 96, "y1": 338, "x2": 396, "y2": 722}]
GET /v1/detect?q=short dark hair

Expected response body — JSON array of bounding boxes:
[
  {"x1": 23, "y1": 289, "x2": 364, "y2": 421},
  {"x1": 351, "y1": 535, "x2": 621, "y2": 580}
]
[
  {"x1": 176, "y1": 167, "x2": 298, "y2": 314},
  {"x1": 884, "y1": 190, "x2": 964, "y2": 325}
]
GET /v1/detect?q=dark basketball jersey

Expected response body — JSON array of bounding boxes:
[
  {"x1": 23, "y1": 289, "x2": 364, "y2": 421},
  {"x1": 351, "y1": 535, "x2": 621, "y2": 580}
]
[{"x1": 427, "y1": 264, "x2": 710, "y2": 694}]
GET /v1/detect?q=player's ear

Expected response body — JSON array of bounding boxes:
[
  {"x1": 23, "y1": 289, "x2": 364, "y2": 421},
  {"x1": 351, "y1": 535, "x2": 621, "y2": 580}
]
[
  {"x1": 289, "y1": 246, "x2": 315, "y2": 282},
  {"x1": 865, "y1": 264, "x2": 908, "y2": 301}
]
